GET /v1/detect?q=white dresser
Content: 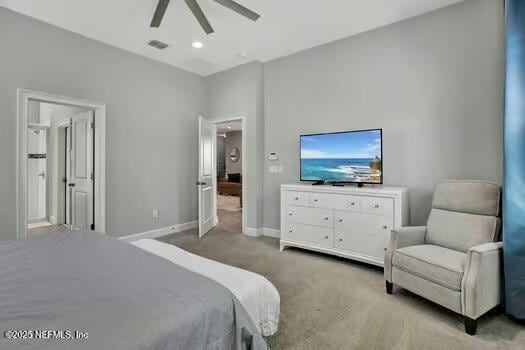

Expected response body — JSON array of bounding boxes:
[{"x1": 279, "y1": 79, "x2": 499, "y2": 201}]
[{"x1": 280, "y1": 184, "x2": 408, "y2": 267}]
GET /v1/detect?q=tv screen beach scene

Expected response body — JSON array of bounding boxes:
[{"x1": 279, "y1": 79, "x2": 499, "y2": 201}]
[{"x1": 301, "y1": 130, "x2": 382, "y2": 184}]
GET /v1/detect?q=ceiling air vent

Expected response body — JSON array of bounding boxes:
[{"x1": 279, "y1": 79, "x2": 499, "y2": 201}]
[{"x1": 148, "y1": 40, "x2": 169, "y2": 50}]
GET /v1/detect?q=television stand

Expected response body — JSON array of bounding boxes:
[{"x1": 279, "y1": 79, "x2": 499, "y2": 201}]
[
  {"x1": 280, "y1": 184, "x2": 409, "y2": 267},
  {"x1": 311, "y1": 181, "x2": 325, "y2": 186}
]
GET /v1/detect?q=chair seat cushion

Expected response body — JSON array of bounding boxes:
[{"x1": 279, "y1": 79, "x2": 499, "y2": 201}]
[{"x1": 392, "y1": 245, "x2": 466, "y2": 291}]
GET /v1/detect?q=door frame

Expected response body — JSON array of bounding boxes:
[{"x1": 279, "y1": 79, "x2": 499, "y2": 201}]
[
  {"x1": 211, "y1": 115, "x2": 247, "y2": 235},
  {"x1": 17, "y1": 89, "x2": 106, "y2": 239},
  {"x1": 55, "y1": 120, "x2": 70, "y2": 226}
]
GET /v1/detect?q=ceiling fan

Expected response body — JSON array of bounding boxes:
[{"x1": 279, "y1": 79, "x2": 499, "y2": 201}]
[{"x1": 150, "y1": 0, "x2": 260, "y2": 35}]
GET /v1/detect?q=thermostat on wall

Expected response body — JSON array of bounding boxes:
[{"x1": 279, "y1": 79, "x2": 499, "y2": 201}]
[{"x1": 268, "y1": 152, "x2": 279, "y2": 161}]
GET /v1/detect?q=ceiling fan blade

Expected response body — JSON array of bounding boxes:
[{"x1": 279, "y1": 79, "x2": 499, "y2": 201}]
[
  {"x1": 185, "y1": 0, "x2": 215, "y2": 34},
  {"x1": 213, "y1": 0, "x2": 260, "y2": 22},
  {"x1": 150, "y1": 0, "x2": 171, "y2": 28}
]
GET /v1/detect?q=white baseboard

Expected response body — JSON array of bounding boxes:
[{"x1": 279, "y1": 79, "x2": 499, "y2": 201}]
[
  {"x1": 260, "y1": 227, "x2": 281, "y2": 238},
  {"x1": 244, "y1": 227, "x2": 280, "y2": 238},
  {"x1": 244, "y1": 226, "x2": 261, "y2": 237},
  {"x1": 119, "y1": 221, "x2": 198, "y2": 242},
  {"x1": 48, "y1": 216, "x2": 57, "y2": 225}
]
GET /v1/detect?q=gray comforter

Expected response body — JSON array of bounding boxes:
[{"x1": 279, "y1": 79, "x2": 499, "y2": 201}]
[{"x1": 0, "y1": 232, "x2": 267, "y2": 350}]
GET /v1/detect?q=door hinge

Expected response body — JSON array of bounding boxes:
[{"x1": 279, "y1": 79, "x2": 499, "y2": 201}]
[
  {"x1": 91, "y1": 121, "x2": 95, "y2": 129},
  {"x1": 90, "y1": 223, "x2": 95, "y2": 230},
  {"x1": 91, "y1": 173, "x2": 95, "y2": 181}
]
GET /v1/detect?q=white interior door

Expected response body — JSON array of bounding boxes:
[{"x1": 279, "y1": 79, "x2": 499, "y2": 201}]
[
  {"x1": 198, "y1": 116, "x2": 215, "y2": 238},
  {"x1": 69, "y1": 111, "x2": 93, "y2": 231}
]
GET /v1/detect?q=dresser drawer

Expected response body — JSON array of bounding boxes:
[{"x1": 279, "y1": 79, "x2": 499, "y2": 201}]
[
  {"x1": 309, "y1": 193, "x2": 362, "y2": 212},
  {"x1": 283, "y1": 223, "x2": 333, "y2": 247},
  {"x1": 285, "y1": 191, "x2": 309, "y2": 207},
  {"x1": 361, "y1": 197, "x2": 393, "y2": 216},
  {"x1": 334, "y1": 232, "x2": 389, "y2": 260},
  {"x1": 334, "y1": 211, "x2": 393, "y2": 238},
  {"x1": 286, "y1": 206, "x2": 333, "y2": 228}
]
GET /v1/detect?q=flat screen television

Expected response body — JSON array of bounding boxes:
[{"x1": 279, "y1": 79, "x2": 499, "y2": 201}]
[{"x1": 300, "y1": 129, "x2": 383, "y2": 184}]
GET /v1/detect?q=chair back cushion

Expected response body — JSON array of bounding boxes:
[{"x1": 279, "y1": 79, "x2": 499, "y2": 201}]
[
  {"x1": 426, "y1": 209, "x2": 500, "y2": 252},
  {"x1": 425, "y1": 181, "x2": 501, "y2": 252},
  {"x1": 431, "y1": 181, "x2": 500, "y2": 216}
]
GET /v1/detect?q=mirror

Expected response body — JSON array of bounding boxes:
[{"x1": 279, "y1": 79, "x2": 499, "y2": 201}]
[{"x1": 229, "y1": 147, "x2": 240, "y2": 162}]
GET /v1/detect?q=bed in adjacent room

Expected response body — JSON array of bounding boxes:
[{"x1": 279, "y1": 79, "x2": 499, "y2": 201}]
[{"x1": 0, "y1": 232, "x2": 269, "y2": 350}]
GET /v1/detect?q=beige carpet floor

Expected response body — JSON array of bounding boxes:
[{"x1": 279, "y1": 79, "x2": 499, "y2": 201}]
[
  {"x1": 159, "y1": 210, "x2": 525, "y2": 350},
  {"x1": 217, "y1": 194, "x2": 242, "y2": 212},
  {"x1": 27, "y1": 223, "x2": 69, "y2": 237}
]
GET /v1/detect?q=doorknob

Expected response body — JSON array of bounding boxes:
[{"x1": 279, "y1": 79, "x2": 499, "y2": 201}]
[
  {"x1": 196, "y1": 181, "x2": 207, "y2": 186},
  {"x1": 68, "y1": 183, "x2": 76, "y2": 187}
]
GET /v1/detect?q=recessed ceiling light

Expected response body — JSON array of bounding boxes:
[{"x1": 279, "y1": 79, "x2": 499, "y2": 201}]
[{"x1": 192, "y1": 41, "x2": 204, "y2": 49}]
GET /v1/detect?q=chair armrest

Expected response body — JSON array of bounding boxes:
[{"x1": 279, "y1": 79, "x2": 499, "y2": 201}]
[
  {"x1": 461, "y1": 242, "x2": 503, "y2": 319},
  {"x1": 468, "y1": 242, "x2": 503, "y2": 254},
  {"x1": 384, "y1": 226, "x2": 426, "y2": 282}
]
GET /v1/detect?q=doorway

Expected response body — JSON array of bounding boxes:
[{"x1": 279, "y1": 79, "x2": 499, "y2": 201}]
[
  {"x1": 215, "y1": 120, "x2": 243, "y2": 233},
  {"x1": 213, "y1": 117, "x2": 246, "y2": 235},
  {"x1": 197, "y1": 116, "x2": 247, "y2": 238},
  {"x1": 17, "y1": 89, "x2": 106, "y2": 239}
]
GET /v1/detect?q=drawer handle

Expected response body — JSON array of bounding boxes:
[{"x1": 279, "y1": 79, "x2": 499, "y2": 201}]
[
  {"x1": 338, "y1": 238, "x2": 343, "y2": 242},
  {"x1": 288, "y1": 213, "x2": 293, "y2": 216},
  {"x1": 350, "y1": 202, "x2": 356, "y2": 206},
  {"x1": 382, "y1": 225, "x2": 388, "y2": 229},
  {"x1": 324, "y1": 235, "x2": 329, "y2": 239},
  {"x1": 338, "y1": 219, "x2": 343, "y2": 223},
  {"x1": 374, "y1": 204, "x2": 380, "y2": 208},
  {"x1": 289, "y1": 230, "x2": 293, "y2": 233},
  {"x1": 314, "y1": 199, "x2": 319, "y2": 202},
  {"x1": 324, "y1": 217, "x2": 329, "y2": 220},
  {"x1": 295, "y1": 197, "x2": 299, "y2": 200}
]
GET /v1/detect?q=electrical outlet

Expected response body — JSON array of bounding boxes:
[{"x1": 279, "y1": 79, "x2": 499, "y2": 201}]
[{"x1": 152, "y1": 209, "x2": 159, "y2": 218}]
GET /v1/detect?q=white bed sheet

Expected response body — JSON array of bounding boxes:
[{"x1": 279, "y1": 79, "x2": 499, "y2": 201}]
[{"x1": 131, "y1": 239, "x2": 280, "y2": 336}]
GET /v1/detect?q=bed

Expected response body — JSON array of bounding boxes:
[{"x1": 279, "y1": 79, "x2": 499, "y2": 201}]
[
  {"x1": 0, "y1": 232, "x2": 268, "y2": 350},
  {"x1": 131, "y1": 239, "x2": 280, "y2": 337}
]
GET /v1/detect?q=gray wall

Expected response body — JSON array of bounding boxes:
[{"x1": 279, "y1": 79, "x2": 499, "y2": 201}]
[
  {"x1": 217, "y1": 136, "x2": 226, "y2": 179},
  {"x1": 225, "y1": 131, "x2": 242, "y2": 175},
  {"x1": 204, "y1": 62, "x2": 265, "y2": 229},
  {"x1": 0, "y1": 8, "x2": 204, "y2": 240},
  {"x1": 0, "y1": 0, "x2": 505, "y2": 238},
  {"x1": 263, "y1": 0, "x2": 505, "y2": 229}
]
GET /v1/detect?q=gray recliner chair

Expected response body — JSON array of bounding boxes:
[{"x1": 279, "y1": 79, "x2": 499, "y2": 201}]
[{"x1": 384, "y1": 181, "x2": 502, "y2": 335}]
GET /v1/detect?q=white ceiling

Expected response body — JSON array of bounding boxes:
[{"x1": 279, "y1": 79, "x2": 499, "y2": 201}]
[{"x1": 1, "y1": 0, "x2": 464, "y2": 76}]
